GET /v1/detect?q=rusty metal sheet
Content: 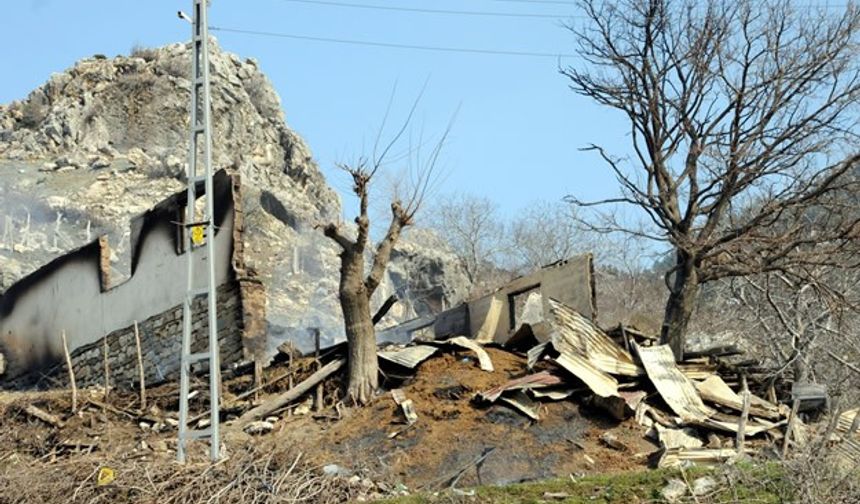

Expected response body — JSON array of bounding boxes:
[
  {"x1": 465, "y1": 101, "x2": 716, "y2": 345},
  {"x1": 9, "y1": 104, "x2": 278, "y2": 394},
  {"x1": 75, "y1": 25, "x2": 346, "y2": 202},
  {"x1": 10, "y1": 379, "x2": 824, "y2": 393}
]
[
  {"x1": 377, "y1": 345, "x2": 439, "y2": 369},
  {"x1": 477, "y1": 371, "x2": 563, "y2": 403},
  {"x1": 696, "y1": 415, "x2": 783, "y2": 436},
  {"x1": 526, "y1": 340, "x2": 550, "y2": 369},
  {"x1": 678, "y1": 363, "x2": 718, "y2": 380},
  {"x1": 837, "y1": 408, "x2": 860, "y2": 435}
]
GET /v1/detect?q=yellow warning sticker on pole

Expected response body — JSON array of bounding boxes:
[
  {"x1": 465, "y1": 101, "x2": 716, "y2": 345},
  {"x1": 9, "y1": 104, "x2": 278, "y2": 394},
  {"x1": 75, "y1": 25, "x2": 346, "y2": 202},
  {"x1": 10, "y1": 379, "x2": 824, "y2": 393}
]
[
  {"x1": 97, "y1": 466, "x2": 116, "y2": 486},
  {"x1": 191, "y1": 225, "x2": 206, "y2": 246}
]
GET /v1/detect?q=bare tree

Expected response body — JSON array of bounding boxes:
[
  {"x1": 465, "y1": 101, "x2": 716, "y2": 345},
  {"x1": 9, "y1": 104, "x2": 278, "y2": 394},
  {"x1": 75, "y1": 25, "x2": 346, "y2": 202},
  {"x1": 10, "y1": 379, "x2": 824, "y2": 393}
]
[
  {"x1": 727, "y1": 265, "x2": 860, "y2": 384},
  {"x1": 563, "y1": 0, "x2": 860, "y2": 359},
  {"x1": 321, "y1": 95, "x2": 451, "y2": 404},
  {"x1": 592, "y1": 234, "x2": 667, "y2": 331},
  {"x1": 428, "y1": 193, "x2": 506, "y2": 292},
  {"x1": 509, "y1": 201, "x2": 587, "y2": 271}
]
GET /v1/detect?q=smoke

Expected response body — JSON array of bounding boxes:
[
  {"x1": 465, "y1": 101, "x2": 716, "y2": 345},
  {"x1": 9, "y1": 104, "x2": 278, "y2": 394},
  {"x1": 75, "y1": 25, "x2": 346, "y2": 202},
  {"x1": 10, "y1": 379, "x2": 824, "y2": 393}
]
[{"x1": 0, "y1": 162, "x2": 125, "y2": 288}]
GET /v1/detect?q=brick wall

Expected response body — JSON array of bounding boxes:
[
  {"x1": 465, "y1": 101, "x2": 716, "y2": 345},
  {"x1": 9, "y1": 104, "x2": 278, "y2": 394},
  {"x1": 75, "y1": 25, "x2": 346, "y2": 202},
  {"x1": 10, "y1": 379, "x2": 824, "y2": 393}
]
[{"x1": 64, "y1": 281, "x2": 244, "y2": 388}]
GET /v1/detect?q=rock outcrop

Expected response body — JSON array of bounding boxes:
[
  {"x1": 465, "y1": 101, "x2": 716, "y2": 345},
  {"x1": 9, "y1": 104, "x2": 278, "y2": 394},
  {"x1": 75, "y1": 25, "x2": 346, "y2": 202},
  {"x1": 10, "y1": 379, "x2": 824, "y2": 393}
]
[{"x1": 0, "y1": 41, "x2": 469, "y2": 355}]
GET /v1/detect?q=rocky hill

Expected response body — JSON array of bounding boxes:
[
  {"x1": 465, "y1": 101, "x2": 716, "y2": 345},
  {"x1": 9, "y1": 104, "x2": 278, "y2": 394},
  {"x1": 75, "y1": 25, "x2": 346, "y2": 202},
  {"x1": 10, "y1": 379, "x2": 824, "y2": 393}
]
[{"x1": 0, "y1": 40, "x2": 469, "y2": 354}]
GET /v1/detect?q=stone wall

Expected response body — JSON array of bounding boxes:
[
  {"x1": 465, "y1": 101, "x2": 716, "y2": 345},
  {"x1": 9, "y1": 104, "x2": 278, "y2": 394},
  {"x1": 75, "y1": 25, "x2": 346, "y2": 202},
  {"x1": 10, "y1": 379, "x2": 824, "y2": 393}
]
[{"x1": 64, "y1": 281, "x2": 243, "y2": 388}]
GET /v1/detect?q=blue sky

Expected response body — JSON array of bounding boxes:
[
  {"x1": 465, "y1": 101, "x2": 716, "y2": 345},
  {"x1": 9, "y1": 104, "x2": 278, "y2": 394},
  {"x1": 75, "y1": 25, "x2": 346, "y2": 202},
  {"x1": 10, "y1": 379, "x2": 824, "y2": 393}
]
[{"x1": 2, "y1": 0, "x2": 630, "y2": 220}]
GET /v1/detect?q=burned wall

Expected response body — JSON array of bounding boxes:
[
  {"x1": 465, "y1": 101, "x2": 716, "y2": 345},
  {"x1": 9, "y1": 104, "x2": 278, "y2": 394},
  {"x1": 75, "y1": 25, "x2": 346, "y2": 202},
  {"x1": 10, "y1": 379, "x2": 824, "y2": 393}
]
[
  {"x1": 63, "y1": 282, "x2": 243, "y2": 387},
  {"x1": 0, "y1": 171, "x2": 242, "y2": 383},
  {"x1": 468, "y1": 254, "x2": 596, "y2": 344}
]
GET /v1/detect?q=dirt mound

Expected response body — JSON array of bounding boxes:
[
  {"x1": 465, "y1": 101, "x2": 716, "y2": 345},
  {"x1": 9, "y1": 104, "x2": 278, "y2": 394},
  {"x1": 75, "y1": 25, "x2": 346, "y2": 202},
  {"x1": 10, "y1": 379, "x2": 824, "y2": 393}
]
[{"x1": 276, "y1": 348, "x2": 656, "y2": 489}]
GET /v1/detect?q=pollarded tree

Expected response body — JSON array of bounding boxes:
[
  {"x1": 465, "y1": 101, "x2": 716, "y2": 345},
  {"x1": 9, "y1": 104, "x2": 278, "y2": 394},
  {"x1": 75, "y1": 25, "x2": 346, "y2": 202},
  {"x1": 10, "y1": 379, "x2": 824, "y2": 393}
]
[
  {"x1": 563, "y1": 0, "x2": 860, "y2": 359},
  {"x1": 322, "y1": 96, "x2": 451, "y2": 404}
]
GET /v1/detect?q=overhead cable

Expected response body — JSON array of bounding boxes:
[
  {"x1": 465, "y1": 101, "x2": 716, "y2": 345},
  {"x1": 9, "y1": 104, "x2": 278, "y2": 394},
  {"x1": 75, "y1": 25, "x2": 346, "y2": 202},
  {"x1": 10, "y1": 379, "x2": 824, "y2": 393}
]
[
  {"x1": 210, "y1": 26, "x2": 576, "y2": 58},
  {"x1": 273, "y1": 0, "x2": 578, "y2": 18}
]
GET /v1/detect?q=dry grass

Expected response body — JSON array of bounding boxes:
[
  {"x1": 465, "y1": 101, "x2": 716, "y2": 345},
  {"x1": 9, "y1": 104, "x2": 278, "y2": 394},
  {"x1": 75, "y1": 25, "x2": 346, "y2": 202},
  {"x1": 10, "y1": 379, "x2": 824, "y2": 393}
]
[{"x1": 0, "y1": 446, "x2": 359, "y2": 503}]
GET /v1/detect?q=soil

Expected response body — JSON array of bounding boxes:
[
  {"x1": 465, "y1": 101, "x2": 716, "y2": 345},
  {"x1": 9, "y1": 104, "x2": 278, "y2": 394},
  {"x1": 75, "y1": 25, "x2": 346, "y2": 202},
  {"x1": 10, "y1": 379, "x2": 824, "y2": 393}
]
[{"x1": 271, "y1": 348, "x2": 657, "y2": 489}]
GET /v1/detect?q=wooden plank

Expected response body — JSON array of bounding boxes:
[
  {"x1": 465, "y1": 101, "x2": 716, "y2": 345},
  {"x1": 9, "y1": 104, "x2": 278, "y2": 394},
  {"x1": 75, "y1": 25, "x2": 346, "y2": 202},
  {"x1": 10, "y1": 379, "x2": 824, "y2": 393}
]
[
  {"x1": 24, "y1": 405, "x2": 64, "y2": 428},
  {"x1": 736, "y1": 375, "x2": 750, "y2": 452},
  {"x1": 695, "y1": 375, "x2": 781, "y2": 420},
  {"x1": 60, "y1": 329, "x2": 77, "y2": 413},
  {"x1": 782, "y1": 399, "x2": 801, "y2": 457},
  {"x1": 684, "y1": 345, "x2": 744, "y2": 359},
  {"x1": 233, "y1": 358, "x2": 345, "y2": 427},
  {"x1": 658, "y1": 448, "x2": 739, "y2": 468},
  {"x1": 372, "y1": 295, "x2": 398, "y2": 325},
  {"x1": 133, "y1": 321, "x2": 146, "y2": 411}
]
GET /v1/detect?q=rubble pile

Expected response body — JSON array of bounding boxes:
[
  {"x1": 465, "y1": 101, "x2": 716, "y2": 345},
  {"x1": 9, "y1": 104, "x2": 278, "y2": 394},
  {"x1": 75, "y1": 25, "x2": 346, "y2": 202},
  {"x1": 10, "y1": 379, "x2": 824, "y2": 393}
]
[
  {"x1": 1, "y1": 288, "x2": 858, "y2": 494},
  {"x1": 249, "y1": 289, "x2": 857, "y2": 484}
]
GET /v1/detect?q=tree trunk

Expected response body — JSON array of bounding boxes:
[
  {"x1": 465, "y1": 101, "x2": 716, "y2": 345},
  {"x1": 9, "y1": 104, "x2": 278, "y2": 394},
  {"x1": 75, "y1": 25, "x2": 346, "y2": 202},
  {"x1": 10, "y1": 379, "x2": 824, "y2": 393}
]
[
  {"x1": 660, "y1": 251, "x2": 700, "y2": 361},
  {"x1": 338, "y1": 253, "x2": 378, "y2": 405}
]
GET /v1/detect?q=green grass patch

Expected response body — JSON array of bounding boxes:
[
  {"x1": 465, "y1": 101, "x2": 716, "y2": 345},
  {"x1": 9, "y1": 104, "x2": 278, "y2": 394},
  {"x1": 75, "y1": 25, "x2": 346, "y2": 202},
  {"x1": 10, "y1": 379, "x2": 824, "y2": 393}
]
[{"x1": 378, "y1": 463, "x2": 788, "y2": 503}]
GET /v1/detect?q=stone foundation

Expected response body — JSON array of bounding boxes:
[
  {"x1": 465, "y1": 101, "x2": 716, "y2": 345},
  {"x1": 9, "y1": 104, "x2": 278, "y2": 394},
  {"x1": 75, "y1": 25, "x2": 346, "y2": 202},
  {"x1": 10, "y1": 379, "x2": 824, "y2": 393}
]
[{"x1": 64, "y1": 281, "x2": 243, "y2": 388}]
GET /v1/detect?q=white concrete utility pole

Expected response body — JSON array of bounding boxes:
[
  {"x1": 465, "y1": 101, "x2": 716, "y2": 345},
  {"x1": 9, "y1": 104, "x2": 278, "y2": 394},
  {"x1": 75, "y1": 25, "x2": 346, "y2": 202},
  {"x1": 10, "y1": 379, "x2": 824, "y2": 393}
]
[{"x1": 177, "y1": 0, "x2": 221, "y2": 464}]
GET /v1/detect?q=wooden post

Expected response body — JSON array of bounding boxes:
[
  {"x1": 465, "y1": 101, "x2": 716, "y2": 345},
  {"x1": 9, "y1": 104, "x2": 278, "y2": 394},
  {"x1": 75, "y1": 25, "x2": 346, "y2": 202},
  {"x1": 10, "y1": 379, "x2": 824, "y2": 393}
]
[
  {"x1": 60, "y1": 330, "x2": 77, "y2": 413},
  {"x1": 102, "y1": 335, "x2": 110, "y2": 402},
  {"x1": 133, "y1": 321, "x2": 146, "y2": 411},
  {"x1": 620, "y1": 325, "x2": 631, "y2": 354},
  {"x1": 767, "y1": 381, "x2": 777, "y2": 405},
  {"x1": 736, "y1": 374, "x2": 750, "y2": 453},
  {"x1": 287, "y1": 351, "x2": 294, "y2": 418},
  {"x1": 313, "y1": 328, "x2": 323, "y2": 411},
  {"x1": 848, "y1": 410, "x2": 860, "y2": 437},
  {"x1": 783, "y1": 398, "x2": 801, "y2": 457},
  {"x1": 253, "y1": 361, "x2": 263, "y2": 403}
]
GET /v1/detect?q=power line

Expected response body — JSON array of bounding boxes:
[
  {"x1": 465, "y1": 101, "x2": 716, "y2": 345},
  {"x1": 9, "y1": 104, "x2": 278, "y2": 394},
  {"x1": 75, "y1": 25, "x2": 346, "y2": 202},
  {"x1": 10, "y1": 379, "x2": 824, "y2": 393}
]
[
  {"x1": 483, "y1": 0, "x2": 851, "y2": 6},
  {"x1": 274, "y1": 0, "x2": 580, "y2": 18},
  {"x1": 276, "y1": 0, "x2": 850, "y2": 19},
  {"x1": 210, "y1": 26, "x2": 577, "y2": 58},
  {"x1": 486, "y1": 0, "x2": 579, "y2": 5}
]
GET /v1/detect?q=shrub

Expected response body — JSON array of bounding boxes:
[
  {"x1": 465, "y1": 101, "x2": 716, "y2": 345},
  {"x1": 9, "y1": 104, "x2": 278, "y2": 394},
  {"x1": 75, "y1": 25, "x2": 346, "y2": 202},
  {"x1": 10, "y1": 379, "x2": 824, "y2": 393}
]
[{"x1": 129, "y1": 43, "x2": 158, "y2": 62}]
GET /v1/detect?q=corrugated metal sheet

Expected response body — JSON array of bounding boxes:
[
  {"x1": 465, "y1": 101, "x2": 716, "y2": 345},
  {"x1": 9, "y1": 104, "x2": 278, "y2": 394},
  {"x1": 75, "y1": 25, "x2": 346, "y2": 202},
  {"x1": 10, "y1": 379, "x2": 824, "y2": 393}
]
[
  {"x1": 440, "y1": 336, "x2": 494, "y2": 372},
  {"x1": 546, "y1": 298, "x2": 642, "y2": 377},
  {"x1": 377, "y1": 345, "x2": 439, "y2": 368},
  {"x1": 637, "y1": 344, "x2": 716, "y2": 423},
  {"x1": 551, "y1": 352, "x2": 619, "y2": 398},
  {"x1": 477, "y1": 371, "x2": 563, "y2": 402}
]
